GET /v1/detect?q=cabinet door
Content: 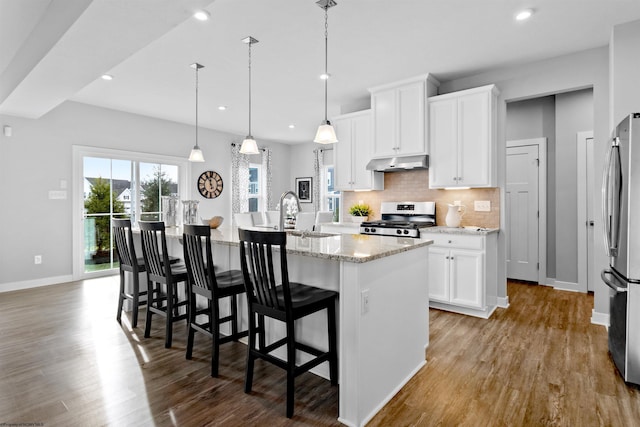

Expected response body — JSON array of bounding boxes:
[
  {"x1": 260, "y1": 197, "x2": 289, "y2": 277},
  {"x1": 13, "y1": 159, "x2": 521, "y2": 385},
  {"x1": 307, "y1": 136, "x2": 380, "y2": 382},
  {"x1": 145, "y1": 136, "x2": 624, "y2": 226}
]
[
  {"x1": 429, "y1": 98, "x2": 458, "y2": 188},
  {"x1": 458, "y1": 91, "x2": 491, "y2": 187},
  {"x1": 428, "y1": 246, "x2": 450, "y2": 303},
  {"x1": 449, "y1": 249, "x2": 484, "y2": 309},
  {"x1": 372, "y1": 89, "x2": 397, "y2": 157},
  {"x1": 351, "y1": 113, "x2": 375, "y2": 190},
  {"x1": 332, "y1": 117, "x2": 353, "y2": 190},
  {"x1": 397, "y1": 81, "x2": 426, "y2": 156}
]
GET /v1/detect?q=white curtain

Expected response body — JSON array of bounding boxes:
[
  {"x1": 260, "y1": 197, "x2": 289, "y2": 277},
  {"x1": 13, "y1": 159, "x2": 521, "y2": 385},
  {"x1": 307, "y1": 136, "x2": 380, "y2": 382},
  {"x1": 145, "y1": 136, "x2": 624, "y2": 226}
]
[
  {"x1": 261, "y1": 147, "x2": 273, "y2": 209},
  {"x1": 313, "y1": 148, "x2": 326, "y2": 213},
  {"x1": 231, "y1": 143, "x2": 250, "y2": 214},
  {"x1": 231, "y1": 143, "x2": 272, "y2": 213}
]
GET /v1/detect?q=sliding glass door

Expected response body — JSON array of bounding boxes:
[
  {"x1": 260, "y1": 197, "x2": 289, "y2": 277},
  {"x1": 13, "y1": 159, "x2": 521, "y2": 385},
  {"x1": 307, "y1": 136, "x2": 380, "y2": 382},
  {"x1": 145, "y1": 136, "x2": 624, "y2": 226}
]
[{"x1": 74, "y1": 147, "x2": 188, "y2": 279}]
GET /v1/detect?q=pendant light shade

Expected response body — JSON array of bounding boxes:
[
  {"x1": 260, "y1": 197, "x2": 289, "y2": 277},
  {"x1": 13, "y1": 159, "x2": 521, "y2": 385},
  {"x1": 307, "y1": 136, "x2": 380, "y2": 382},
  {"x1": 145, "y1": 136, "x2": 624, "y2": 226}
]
[
  {"x1": 240, "y1": 36, "x2": 260, "y2": 155},
  {"x1": 189, "y1": 62, "x2": 205, "y2": 162},
  {"x1": 314, "y1": 0, "x2": 338, "y2": 145}
]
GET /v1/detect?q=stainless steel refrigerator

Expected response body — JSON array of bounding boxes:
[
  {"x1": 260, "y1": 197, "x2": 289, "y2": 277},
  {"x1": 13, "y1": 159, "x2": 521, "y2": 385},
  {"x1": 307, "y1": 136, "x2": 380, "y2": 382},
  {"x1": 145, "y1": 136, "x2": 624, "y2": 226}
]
[{"x1": 602, "y1": 112, "x2": 640, "y2": 386}]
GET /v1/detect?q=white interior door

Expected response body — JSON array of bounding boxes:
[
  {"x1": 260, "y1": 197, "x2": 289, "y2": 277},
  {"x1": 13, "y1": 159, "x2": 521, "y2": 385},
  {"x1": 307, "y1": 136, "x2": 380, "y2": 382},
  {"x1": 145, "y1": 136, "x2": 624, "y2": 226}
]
[
  {"x1": 577, "y1": 131, "x2": 595, "y2": 292},
  {"x1": 506, "y1": 145, "x2": 539, "y2": 281}
]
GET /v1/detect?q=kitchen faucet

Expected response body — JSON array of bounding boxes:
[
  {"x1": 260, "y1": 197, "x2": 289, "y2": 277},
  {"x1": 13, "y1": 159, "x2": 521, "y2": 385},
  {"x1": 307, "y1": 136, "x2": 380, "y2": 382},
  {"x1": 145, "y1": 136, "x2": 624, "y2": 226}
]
[{"x1": 279, "y1": 190, "x2": 302, "y2": 231}]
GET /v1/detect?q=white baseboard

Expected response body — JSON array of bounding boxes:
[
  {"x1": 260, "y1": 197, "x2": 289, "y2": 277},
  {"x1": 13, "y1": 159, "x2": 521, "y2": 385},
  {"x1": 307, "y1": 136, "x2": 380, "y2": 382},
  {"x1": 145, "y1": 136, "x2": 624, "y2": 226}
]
[
  {"x1": 497, "y1": 296, "x2": 509, "y2": 308},
  {"x1": 0, "y1": 275, "x2": 73, "y2": 293},
  {"x1": 591, "y1": 309, "x2": 609, "y2": 327},
  {"x1": 552, "y1": 280, "x2": 582, "y2": 293}
]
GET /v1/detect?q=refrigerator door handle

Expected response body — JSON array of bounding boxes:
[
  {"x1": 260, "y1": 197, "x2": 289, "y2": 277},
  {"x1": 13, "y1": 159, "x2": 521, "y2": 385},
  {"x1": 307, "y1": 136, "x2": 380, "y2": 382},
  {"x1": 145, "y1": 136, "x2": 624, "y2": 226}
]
[
  {"x1": 602, "y1": 138, "x2": 622, "y2": 257},
  {"x1": 601, "y1": 269, "x2": 628, "y2": 293}
]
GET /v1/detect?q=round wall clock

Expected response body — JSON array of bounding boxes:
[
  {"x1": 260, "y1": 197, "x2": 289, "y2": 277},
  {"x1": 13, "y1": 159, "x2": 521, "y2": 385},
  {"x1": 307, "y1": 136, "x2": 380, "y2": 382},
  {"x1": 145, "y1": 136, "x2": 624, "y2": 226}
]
[{"x1": 197, "y1": 170, "x2": 223, "y2": 199}]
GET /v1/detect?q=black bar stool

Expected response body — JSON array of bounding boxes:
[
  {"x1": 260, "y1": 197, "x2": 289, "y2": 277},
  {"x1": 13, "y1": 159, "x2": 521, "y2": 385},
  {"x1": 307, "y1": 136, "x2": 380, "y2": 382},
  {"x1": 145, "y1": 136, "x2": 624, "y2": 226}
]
[
  {"x1": 182, "y1": 224, "x2": 248, "y2": 377},
  {"x1": 139, "y1": 221, "x2": 189, "y2": 348},
  {"x1": 238, "y1": 229, "x2": 338, "y2": 418}
]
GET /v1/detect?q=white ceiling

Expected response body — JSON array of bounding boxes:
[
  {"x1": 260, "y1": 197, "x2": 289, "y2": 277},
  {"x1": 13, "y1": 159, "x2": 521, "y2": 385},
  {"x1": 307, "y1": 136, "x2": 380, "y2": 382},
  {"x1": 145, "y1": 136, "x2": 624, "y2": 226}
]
[{"x1": 2, "y1": 0, "x2": 640, "y2": 144}]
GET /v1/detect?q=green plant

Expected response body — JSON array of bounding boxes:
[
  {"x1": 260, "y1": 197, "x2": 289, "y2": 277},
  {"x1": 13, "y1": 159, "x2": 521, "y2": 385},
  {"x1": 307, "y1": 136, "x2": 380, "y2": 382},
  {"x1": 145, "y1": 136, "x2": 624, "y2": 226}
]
[{"x1": 348, "y1": 203, "x2": 371, "y2": 217}]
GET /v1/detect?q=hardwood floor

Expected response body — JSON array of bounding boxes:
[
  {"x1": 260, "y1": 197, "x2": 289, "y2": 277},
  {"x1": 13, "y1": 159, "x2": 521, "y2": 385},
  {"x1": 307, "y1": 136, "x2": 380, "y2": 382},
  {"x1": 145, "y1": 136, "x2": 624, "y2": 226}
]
[{"x1": 1, "y1": 278, "x2": 639, "y2": 426}]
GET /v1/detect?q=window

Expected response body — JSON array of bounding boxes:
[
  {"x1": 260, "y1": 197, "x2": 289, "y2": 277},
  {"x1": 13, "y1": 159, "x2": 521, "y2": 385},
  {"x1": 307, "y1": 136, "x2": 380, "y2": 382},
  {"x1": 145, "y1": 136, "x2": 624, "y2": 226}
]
[
  {"x1": 325, "y1": 166, "x2": 340, "y2": 222},
  {"x1": 73, "y1": 146, "x2": 188, "y2": 279},
  {"x1": 248, "y1": 163, "x2": 262, "y2": 212}
]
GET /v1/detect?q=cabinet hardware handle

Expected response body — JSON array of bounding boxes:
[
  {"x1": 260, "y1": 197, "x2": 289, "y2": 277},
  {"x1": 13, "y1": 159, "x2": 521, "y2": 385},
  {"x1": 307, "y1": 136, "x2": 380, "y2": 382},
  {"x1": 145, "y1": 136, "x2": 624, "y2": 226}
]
[{"x1": 448, "y1": 240, "x2": 452, "y2": 243}]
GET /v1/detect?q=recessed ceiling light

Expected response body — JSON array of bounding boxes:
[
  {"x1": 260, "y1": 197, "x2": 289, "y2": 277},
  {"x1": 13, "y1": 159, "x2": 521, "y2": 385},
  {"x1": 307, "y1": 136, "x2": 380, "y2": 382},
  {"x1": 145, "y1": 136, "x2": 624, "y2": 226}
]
[
  {"x1": 218, "y1": 105, "x2": 227, "y2": 111},
  {"x1": 194, "y1": 10, "x2": 210, "y2": 21},
  {"x1": 515, "y1": 9, "x2": 534, "y2": 21},
  {"x1": 320, "y1": 73, "x2": 331, "y2": 80},
  {"x1": 101, "y1": 74, "x2": 113, "y2": 81},
  {"x1": 288, "y1": 124, "x2": 295, "y2": 129}
]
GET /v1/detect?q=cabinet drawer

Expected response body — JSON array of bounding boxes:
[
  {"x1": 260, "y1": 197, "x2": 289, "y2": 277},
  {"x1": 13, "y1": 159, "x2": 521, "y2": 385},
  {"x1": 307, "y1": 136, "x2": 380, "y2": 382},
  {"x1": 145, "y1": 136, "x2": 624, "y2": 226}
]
[{"x1": 422, "y1": 233, "x2": 484, "y2": 250}]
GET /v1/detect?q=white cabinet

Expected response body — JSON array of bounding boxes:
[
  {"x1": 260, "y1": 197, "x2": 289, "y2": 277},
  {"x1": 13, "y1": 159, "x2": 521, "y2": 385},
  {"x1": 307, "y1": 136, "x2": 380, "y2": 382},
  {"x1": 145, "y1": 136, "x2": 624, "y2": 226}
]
[
  {"x1": 369, "y1": 74, "x2": 439, "y2": 158},
  {"x1": 332, "y1": 110, "x2": 383, "y2": 191},
  {"x1": 423, "y1": 232, "x2": 498, "y2": 318},
  {"x1": 428, "y1": 84, "x2": 499, "y2": 188}
]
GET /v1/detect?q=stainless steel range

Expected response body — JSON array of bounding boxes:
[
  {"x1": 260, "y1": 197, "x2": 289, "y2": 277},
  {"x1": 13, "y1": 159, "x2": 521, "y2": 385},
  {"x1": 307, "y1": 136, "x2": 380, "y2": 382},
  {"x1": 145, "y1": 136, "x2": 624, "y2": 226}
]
[{"x1": 360, "y1": 201, "x2": 436, "y2": 238}]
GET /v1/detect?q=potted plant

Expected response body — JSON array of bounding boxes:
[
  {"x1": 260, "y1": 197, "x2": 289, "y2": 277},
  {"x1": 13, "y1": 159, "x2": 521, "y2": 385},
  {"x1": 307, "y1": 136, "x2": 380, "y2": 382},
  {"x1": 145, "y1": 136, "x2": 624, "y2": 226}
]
[{"x1": 348, "y1": 203, "x2": 371, "y2": 223}]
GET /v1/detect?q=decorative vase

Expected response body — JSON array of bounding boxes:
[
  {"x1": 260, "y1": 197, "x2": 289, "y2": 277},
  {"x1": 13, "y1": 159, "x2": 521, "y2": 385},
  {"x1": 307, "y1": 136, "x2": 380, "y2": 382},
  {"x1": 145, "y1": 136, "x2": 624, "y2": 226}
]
[
  {"x1": 445, "y1": 203, "x2": 466, "y2": 227},
  {"x1": 351, "y1": 215, "x2": 368, "y2": 223}
]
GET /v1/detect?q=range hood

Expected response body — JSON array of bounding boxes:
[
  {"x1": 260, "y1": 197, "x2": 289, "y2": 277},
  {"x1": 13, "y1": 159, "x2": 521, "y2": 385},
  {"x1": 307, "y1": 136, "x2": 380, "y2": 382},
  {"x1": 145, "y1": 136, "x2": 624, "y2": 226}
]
[{"x1": 366, "y1": 155, "x2": 429, "y2": 172}]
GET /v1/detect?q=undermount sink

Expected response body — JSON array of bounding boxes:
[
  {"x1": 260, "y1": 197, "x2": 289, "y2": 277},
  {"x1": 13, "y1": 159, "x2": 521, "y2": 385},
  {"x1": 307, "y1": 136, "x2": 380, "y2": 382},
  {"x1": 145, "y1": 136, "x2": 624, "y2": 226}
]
[{"x1": 286, "y1": 230, "x2": 337, "y2": 238}]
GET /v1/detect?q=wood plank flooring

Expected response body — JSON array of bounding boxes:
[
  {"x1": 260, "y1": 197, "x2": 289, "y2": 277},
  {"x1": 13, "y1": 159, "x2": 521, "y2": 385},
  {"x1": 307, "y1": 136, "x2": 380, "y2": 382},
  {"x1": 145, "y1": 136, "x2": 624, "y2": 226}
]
[{"x1": 1, "y1": 277, "x2": 639, "y2": 426}]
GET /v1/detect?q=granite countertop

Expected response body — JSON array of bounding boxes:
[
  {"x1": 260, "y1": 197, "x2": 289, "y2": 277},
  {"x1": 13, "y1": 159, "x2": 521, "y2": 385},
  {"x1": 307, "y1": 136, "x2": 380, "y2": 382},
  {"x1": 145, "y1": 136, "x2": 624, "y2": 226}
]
[
  {"x1": 164, "y1": 226, "x2": 432, "y2": 264},
  {"x1": 423, "y1": 226, "x2": 500, "y2": 236}
]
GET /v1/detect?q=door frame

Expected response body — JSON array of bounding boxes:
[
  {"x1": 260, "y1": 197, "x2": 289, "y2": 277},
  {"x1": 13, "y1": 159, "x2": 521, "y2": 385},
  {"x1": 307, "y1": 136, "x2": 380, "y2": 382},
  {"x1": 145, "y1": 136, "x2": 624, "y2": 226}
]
[
  {"x1": 506, "y1": 138, "x2": 547, "y2": 285},
  {"x1": 577, "y1": 131, "x2": 594, "y2": 293}
]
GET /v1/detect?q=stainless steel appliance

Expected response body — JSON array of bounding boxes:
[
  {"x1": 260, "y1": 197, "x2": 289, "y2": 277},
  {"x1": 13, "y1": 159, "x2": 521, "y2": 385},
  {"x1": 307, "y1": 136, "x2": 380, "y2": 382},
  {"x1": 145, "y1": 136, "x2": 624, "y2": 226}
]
[
  {"x1": 360, "y1": 201, "x2": 435, "y2": 238},
  {"x1": 602, "y1": 112, "x2": 640, "y2": 386}
]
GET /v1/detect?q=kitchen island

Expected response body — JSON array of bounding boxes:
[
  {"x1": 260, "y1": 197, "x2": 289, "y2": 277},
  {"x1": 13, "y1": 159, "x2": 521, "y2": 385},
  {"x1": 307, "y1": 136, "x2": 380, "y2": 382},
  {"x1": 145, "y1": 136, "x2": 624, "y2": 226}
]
[{"x1": 163, "y1": 226, "x2": 432, "y2": 427}]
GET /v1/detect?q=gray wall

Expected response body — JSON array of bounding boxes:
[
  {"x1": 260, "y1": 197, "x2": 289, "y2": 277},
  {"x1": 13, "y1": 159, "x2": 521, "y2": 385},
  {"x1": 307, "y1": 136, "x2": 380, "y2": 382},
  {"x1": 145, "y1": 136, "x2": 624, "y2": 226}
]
[
  {"x1": 0, "y1": 101, "x2": 291, "y2": 290},
  {"x1": 555, "y1": 89, "x2": 593, "y2": 285},
  {"x1": 507, "y1": 96, "x2": 557, "y2": 279}
]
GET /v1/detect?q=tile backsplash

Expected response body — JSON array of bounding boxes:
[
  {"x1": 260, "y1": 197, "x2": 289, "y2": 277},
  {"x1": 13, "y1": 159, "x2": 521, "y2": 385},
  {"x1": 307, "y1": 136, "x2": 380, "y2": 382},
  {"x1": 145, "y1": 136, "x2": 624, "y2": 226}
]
[{"x1": 342, "y1": 170, "x2": 500, "y2": 229}]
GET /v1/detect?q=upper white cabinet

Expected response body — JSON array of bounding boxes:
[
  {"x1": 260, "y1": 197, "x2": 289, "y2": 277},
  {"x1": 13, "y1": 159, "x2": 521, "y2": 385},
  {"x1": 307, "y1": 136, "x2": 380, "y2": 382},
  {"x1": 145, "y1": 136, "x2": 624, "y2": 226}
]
[
  {"x1": 428, "y1": 84, "x2": 499, "y2": 188},
  {"x1": 369, "y1": 74, "x2": 440, "y2": 158},
  {"x1": 332, "y1": 110, "x2": 384, "y2": 191}
]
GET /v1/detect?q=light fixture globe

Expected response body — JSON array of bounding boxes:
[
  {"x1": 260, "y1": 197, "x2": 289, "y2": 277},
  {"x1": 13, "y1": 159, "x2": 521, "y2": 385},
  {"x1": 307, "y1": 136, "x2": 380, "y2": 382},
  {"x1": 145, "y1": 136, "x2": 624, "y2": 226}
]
[
  {"x1": 314, "y1": 121, "x2": 338, "y2": 144},
  {"x1": 189, "y1": 146, "x2": 205, "y2": 162},
  {"x1": 240, "y1": 136, "x2": 259, "y2": 154}
]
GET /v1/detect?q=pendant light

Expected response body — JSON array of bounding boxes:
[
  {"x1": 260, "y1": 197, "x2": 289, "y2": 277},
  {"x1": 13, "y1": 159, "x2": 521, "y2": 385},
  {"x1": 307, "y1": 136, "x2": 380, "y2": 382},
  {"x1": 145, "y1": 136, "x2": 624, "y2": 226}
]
[
  {"x1": 188, "y1": 62, "x2": 205, "y2": 162},
  {"x1": 314, "y1": 0, "x2": 338, "y2": 144},
  {"x1": 240, "y1": 36, "x2": 260, "y2": 155}
]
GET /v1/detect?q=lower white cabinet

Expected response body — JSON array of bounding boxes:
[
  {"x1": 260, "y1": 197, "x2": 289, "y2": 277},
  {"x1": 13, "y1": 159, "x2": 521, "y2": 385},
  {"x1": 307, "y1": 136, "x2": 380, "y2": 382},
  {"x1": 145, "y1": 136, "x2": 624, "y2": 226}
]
[{"x1": 423, "y1": 232, "x2": 498, "y2": 318}]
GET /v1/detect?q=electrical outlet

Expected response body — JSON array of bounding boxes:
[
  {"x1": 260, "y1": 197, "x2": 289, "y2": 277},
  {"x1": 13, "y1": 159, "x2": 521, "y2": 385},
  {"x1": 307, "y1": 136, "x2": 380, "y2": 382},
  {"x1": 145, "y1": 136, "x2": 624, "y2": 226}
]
[
  {"x1": 361, "y1": 289, "x2": 370, "y2": 314},
  {"x1": 34, "y1": 255, "x2": 42, "y2": 264},
  {"x1": 474, "y1": 200, "x2": 491, "y2": 212}
]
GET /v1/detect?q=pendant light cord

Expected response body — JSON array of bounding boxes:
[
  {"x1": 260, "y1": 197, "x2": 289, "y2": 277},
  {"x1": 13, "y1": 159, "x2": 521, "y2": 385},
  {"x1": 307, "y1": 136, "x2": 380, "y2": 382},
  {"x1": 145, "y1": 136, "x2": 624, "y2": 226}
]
[
  {"x1": 323, "y1": 5, "x2": 329, "y2": 123},
  {"x1": 248, "y1": 40, "x2": 252, "y2": 136},
  {"x1": 195, "y1": 65, "x2": 199, "y2": 147}
]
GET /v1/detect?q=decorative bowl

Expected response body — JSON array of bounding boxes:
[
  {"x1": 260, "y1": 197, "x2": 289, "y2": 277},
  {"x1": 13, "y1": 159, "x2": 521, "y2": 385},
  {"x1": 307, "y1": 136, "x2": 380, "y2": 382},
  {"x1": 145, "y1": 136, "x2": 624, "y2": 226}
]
[{"x1": 202, "y1": 216, "x2": 224, "y2": 229}]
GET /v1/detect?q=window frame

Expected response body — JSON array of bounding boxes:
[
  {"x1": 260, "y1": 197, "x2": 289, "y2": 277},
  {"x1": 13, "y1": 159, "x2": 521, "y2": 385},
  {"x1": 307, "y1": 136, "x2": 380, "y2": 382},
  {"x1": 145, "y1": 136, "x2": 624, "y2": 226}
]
[{"x1": 72, "y1": 146, "x2": 190, "y2": 280}]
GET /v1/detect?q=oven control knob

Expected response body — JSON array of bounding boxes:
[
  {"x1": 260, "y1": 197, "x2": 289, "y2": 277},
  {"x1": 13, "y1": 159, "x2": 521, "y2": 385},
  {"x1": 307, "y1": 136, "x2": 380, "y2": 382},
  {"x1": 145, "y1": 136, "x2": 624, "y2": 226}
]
[
  {"x1": 396, "y1": 229, "x2": 402, "y2": 235},
  {"x1": 371, "y1": 228, "x2": 376, "y2": 233},
  {"x1": 403, "y1": 230, "x2": 409, "y2": 235},
  {"x1": 364, "y1": 227, "x2": 370, "y2": 233}
]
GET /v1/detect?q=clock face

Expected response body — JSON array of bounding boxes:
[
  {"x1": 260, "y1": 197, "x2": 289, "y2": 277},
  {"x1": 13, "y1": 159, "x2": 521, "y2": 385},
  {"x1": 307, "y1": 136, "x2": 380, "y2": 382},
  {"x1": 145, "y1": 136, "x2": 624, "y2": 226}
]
[{"x1": 197, "y1": 170, "x2": 223, "y2": 199}]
